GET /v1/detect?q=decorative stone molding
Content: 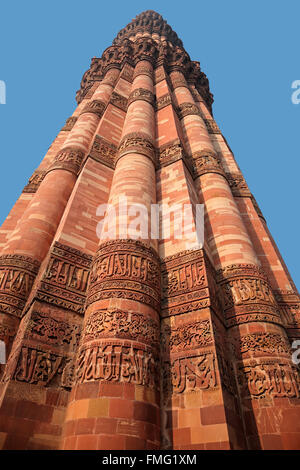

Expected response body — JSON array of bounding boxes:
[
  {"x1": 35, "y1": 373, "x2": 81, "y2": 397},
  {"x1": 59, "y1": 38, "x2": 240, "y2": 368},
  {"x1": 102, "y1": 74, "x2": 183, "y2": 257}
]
[
  {"x1": 176, "y1": 102, "x2": 201, "y2": 120},
  {"x1": 89, "y1": 135, "x2": 117, "y2": 169},
  {"x1": 155, "y1": 93, "x2": 172, "y2": 111},
  {"x1": 76, "y1": 36, "x2": 213, "y2": 112},
  {"x1": 109, "y1": 91, "x2": 128, "y2": 111},
  {"x1": 2, "y1": 344, "x2": 75, "y2": 389},
  {"x1": 192, "y1": 152, "x2": 225, "y2": 179},
  {"x1": 158, "y1": 140, "x2": 186, "y2": 168},
  {"x1": 133, "y1": 38, "x2": 158, "y2": 66},
  {"x1": 74, "y1": 342, "x2": 160, "y2": 388},
  {"x1": 61, "y1": 116, "x2": 78, "y2": 132},
  {"x1": 47, "y1": 147, "x2": 85, "y2": 175},
  {"x1": 226, "y1": 173, "x2": 251, "y2": 197},
  {"x1": 80, "y1": 99, "x2": 106, "y2": 118},
  {"x1": 0, "y1": 255, "x2": 41, "y2": 318},
  {"x1": 237, "y1": 359, "x2": 300, "y2": 399},
  {"x1": 161, "y1": 319, "x2": 213, "y2": 354},
  {"x1": 35, "y1": 242, "x2": 93, "y2": 314},
  {"x1": 120, "y1": 64, "x2": 134, "y2": 83},
  {"x1": 87, "y1": 239, "x2": 161, "y2": 311},
  {"x1": 23, "y1": 171, "x2": 46, "y2": 193},
  {"x1": 216, "y1": 264, "x2": 282, "y2": 327},
  {"x1": 82, "y1": 309, "x2": 160, "y2": 346},
  {"x1": 162, "y1": 351, "x2": 217, "y2": 396},
  {"x1": 128, "y1": 88, "x2": 155, "y2": 107},
  {"x1": 234, "y1": 332, "x2": 291, "y2": 356},
  {"x1": 204, "y1": 118, "x2": 221, "y2": 134},
  {"x1": 161, "y1": 249, "x2": 213, "y2": 318},
  {"x1": 274, "y1": 290, "x2": 300, "y2": 329},
  {"x1": 117, "y1": 132, "x2": 156, "y2": 167}
]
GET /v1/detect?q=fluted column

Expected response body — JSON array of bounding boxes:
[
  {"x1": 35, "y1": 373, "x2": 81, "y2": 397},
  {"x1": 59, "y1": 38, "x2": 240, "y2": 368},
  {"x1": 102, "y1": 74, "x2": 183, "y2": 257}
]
[
  {"x1": 172, "y1": 70, "x2": 300, "y2": 450},
  {"x1": 0, "y1": 68, "x2": 120, "y2": 347},
  {"x1": 62, "y1": 59, "x2": 161, "y2": 450}
]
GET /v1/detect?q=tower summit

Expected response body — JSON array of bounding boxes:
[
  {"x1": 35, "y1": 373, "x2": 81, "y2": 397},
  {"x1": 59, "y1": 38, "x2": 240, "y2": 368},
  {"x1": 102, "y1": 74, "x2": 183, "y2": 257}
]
[{"x1": 0, "y1": 10, "x2": 299, "y2": 450}]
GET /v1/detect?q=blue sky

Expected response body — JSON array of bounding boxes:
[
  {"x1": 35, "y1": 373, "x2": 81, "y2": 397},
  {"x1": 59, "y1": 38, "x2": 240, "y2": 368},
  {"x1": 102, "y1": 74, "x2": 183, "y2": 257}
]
[{"x1": 0, "y1": 0, "x2": 299, "y2": 290}]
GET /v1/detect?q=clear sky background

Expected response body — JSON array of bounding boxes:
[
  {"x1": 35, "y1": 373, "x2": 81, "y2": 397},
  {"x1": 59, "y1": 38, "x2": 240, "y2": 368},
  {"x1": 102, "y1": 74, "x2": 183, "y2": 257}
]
[{"x1": 0, "y1": 0, "x2": 299, "y2": 290}]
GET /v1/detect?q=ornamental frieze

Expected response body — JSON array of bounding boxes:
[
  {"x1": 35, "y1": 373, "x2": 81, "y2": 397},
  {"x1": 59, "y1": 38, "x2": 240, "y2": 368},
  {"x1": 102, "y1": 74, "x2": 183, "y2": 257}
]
[
  {"x1": 157, "y1": 140, "x2": 194, "y2": 173},
  {"x1": 48, "y1": 147, "x2": 85, "y2": 175},
  {"x1": 2, "y1": 345, "x2": 74, "y2": 389},
  {"x1": 120, "y1": 64, "x2": 134, "y2": 83},
  {"x1": 226, "y1": 173, "x2": 251, "y2": 197},
  {"x1": 216, "y1": 264, "x2": 283, "y2": 327},
  {"x1": 117, "y1": 132, "x2": 156, "y2": 166},
  {"x1": 22, "y1": 171, "x2": 46, "y2": 193},
  {"x1": 36, "y1": 242, "x2": 92, "y2": 314},
  {"x1": 226, "y1": 311, "x2": 283, "y2": 328},
  {"x1": 161, "y1": 319, "x2": 212, "y2": 354},
  {"x1": 203, "y1": 118, "x2": 221, "y2": 134},
  {"x1": 216, "y1": 263, "x2": 268, "y2": 282},
  {"x1": 169, "y1": 75, "x2": 189, "y2": 90},
  {"x1": 234, "y1": 332, "x2": 291, "y2": 356},
  {"x1": 219, "y1": 277, "x2": 277, "y2": 310},
  {"x1": 132, "y1": 38, "x2": 158, "y2": 66},
  {"x1": 88, "y1": 239, "x2": 160, "y2": 309},
  {"x1": 80, "y1": 99, "x2": 106, "y2": 118},
  {"x1": 237, "y1": 360, "x2": 300, "y2": 399},
  {"x1": 89, "y1": 134, "x2": 117, "y2": 168},
  {"x1": 176, "y1": 102, "x2": 201, "y2": 120},
  {"x1": 28, "y1": 311, "x2": 81, "y2": 349},
  {"x1": 161, "y1": 249, "x2": 211, "y2": 317},
  {"x1": 161, "y1": 257, "x2": 206, "y2": 297},
  {"x1": 61, "y1": 116, "x2": 78, "y2": 132},
  {"x1": 192, "y1": 153, "x2": 225, "y2": 179},
  {"x1": 76, "y1": 36, "x2": 213, "y2": 112},
  {"x1": 75, "y1": 342, "x2": 160, "y2": 388},
  {"x1": 155, "y1": 93, "x2": 172, "y2": 111},
  {"x1": 109, "y1": 91, "x2": 128, "y2": 111},
  {"x1": 163, "y1": 352, "x2": 217, "y2": 396},
  {"x1": 82, "y1": 309, "x2": 160, "y2": 346},
  {"x1": 127, "y1": 88, "x2": 155, "y2": 107},
  {"x1": 0, "y1": 255, "x2": 40, "y2": 318}
]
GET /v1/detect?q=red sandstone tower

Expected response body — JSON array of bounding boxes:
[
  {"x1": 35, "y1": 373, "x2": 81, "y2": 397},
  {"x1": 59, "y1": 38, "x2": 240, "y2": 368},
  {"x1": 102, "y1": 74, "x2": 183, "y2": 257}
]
[{"x1": 0, "y1": 10, "x2": 300, "y2": 451}]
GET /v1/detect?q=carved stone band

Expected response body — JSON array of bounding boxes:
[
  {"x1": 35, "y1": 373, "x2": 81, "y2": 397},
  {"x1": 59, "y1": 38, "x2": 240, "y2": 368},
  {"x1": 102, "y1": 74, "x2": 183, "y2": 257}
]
[
  {"x1": 23, "y1": 171, "x2": 46, "y2": 193},
  {"x1": 116, "y1": 132, "x2": 156, "y2": 167},
  {"x1": 216, "y1": 264, "x2": 282, "y2": 327},
  {"x1": 0, "y1": 254, "x2": 41, "y2": 318},
  {"x1": 204, "y1": 118, "x2": 221, "y2": 134},
  {"x1": 47, "y1": 147, "x2": 86, "y2": 176},
  {"x1": 176, "y1": 102, "x2": 201, "y2": 120},
  {"x1": 192, "y1": 153, "x2": 226, "y2": 179},
  {"x1": 61, "y1": 116, "x2": 78, "y2": 132},
  {"x1": 109, "y1": 91, "x2": 128, "y2": 111},
  {"x1": 155, "y1": 93, "x2": 172, "y2": 111},
  {"x1": 89, "y1": 135, "x2": 117, "y2": 169},
  {"x1": 127, "y1": 88, "x2": 155, "y2": 108},
  {"x1": 161, "y1": 249, "x2": 212, "y2": 318},
  {"x1": 35, "y1": 241, "x2": 93, "y2": 315},
  {"x1": 226, "y1": 173, "x2": 251, "y2": 197},
  {"x1": 80, "y1": 99, "x2": 106, "y2": 118},
  {"x1": 87, "y1": 239, "x2": 161, "y2": 310}
]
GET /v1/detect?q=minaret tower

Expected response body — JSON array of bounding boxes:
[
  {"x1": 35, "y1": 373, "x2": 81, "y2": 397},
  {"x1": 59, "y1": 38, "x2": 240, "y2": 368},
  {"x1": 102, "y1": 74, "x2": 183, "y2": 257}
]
[{"x1": 0, "y1": 10, "x2": 300, "y2": 450}]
